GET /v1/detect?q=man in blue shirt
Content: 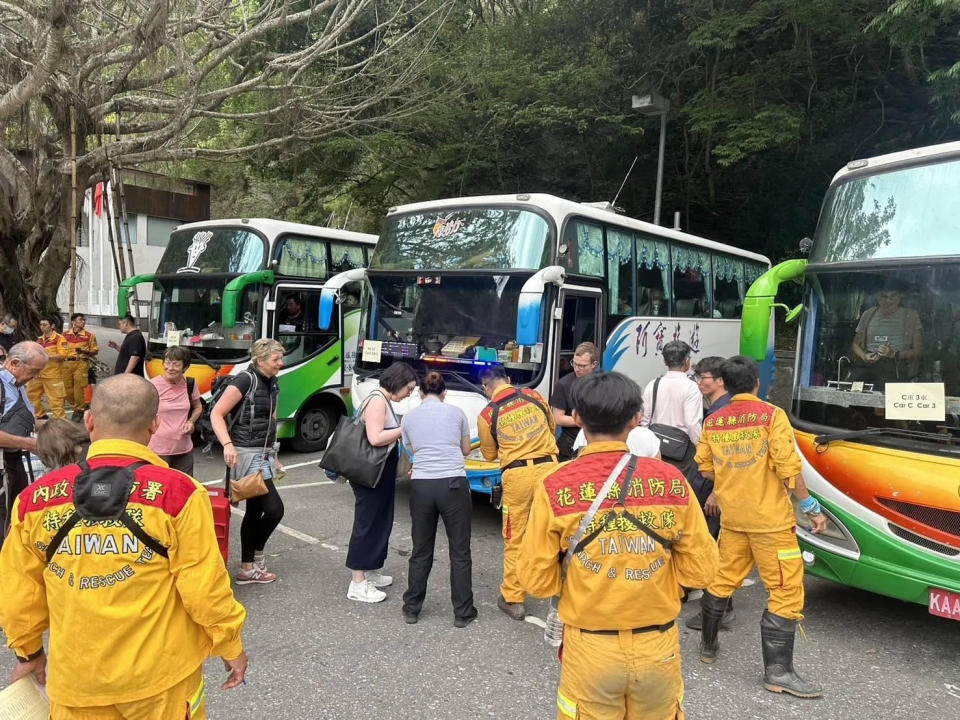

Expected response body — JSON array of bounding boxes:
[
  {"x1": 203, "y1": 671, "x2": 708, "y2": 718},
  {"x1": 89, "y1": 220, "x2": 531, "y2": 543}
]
[{"x1": 0, "y1": 342, "x2": 47, "y2": 538}]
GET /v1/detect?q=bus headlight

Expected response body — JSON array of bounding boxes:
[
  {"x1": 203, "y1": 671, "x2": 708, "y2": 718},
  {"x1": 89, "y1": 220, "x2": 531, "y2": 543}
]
[{"x1": 791, "y1": 497, "x2": 861, "y2": 560}]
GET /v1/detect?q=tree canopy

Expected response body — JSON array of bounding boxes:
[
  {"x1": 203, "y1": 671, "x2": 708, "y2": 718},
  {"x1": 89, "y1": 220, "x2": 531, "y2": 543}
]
[{"x1": 3, "y1": 0, "x2": 960, "y2": 330}]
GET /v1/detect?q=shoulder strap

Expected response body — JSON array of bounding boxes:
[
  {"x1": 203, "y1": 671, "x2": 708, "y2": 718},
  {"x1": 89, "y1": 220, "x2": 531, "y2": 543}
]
[
  {"x1": 561, "y1": 453, "x2": 632, "y2": 581},
  {"x1": 489, "y1": 389, "x2": 550, "y2": 447},
  {"x1": 651, "y1": 376, "x2": 662, "y2": 422},
  {"x1": 45, "y1": 461, "x2": 169, "y2": 563},
  {"x1": 186, "y1": 376, "x2": 195, "y2": 398},
  {"x1": 225, "y1": 369, "x2": 256, "y2": 431}
]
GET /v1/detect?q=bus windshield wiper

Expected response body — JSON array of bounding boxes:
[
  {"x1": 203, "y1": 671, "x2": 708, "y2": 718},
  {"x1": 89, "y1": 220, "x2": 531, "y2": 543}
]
[
  {"x1": 814, "y1": 426, "x2": 957, "y2": 446},
  {"x1": 440, "y1": 368, "x2": 486, "y2": 395}
]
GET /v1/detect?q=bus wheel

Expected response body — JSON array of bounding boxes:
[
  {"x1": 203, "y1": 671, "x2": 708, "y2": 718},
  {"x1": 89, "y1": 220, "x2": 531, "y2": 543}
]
[{"x1": 291, "y1": 400, "x2": 341, "y2": 452}]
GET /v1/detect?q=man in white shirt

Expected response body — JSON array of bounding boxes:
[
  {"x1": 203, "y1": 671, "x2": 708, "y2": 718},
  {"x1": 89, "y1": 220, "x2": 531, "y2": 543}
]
[{"x1": 640, "y1": 340, "x2": 703, "y2": 447}]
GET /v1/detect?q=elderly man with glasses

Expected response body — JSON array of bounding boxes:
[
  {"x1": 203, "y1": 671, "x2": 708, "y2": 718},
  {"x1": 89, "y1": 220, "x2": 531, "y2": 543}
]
[{"x1": 0, "y1": 342, "x2": 47, "y2": 539}]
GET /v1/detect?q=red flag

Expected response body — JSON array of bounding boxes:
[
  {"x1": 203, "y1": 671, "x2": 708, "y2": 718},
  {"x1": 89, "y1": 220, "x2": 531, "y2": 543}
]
[{"x1": 94, "y1": 182, "x2": 103, "y2": 218}]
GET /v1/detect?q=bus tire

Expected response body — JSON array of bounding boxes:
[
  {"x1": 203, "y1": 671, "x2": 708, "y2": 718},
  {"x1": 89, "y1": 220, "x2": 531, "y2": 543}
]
[{"x1": 291, "y1": 398, "x2": 342, "y2": 453}]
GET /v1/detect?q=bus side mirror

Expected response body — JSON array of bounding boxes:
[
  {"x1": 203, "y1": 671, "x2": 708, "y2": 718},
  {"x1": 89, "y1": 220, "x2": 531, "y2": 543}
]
[
  {"x1": 318, "y1": 288, "x2": 336, "y2": 331},
  {"x1": 785, "y1": 303, "x2": 803, "y2": 323}
]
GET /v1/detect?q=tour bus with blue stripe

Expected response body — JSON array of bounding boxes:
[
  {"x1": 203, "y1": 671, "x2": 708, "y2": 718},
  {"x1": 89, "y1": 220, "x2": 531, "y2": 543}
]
[{"x1": 319, "y1": 194, "x2": 770, "y2": 492}]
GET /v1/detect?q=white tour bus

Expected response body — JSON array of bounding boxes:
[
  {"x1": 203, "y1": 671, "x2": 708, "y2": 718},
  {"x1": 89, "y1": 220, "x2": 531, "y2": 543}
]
[{"x1": 318, "y1": 194, "x2": 770, "y2": 490}]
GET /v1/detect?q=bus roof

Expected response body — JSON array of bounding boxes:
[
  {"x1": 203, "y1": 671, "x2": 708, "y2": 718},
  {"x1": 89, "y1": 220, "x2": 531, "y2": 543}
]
[
  {"x1": 831, "y1": 140, "x2": 960, "y2": 186},
  {"x1": 171, "y1": 218, "x2": 377, "y2": 245},
  {"x1": 387, "y1": 193, "x2": 770, "y2": 265}
]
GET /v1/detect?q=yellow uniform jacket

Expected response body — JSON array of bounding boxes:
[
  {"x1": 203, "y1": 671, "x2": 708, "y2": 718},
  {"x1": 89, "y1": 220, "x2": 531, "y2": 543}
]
[
  {"x1": 518, "y1": 441, "x2": 718, "y2": 630},
  {"x1": 36, "y1": 331, "x2": 68, "y2": 379},
  {"x1": 62, "y1": 328, "x2": 99, "y2": 360},
  {"x1": 478, "y1": 384, "x2": 558, "y2": 467},
  {"x1": 0, "y1": 439, "x2": 246, "y2": 707},
  {"x1": 695, "y1": 393, "x2": 803, "y2": 533}
]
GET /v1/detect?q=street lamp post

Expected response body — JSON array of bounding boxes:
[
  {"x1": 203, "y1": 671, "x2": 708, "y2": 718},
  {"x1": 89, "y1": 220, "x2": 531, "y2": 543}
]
[{"x1": 632, "y1": 92, "x2": 670, "y2": 226}]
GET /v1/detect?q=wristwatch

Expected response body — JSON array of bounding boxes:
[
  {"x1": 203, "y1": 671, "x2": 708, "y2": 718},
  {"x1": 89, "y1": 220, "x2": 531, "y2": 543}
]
[{"x1": 16, "y1": 648, "x2": 44, "y2": 663}]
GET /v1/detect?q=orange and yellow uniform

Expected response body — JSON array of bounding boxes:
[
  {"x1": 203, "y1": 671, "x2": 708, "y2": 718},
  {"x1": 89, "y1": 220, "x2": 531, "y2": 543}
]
[
  {"x1": 695, "y1": 393, "x2": 805, "y2": 619},
  {"x1": 478, "y1": 384, "x2": 558, "y2": 603},
  {"x1": 61, "y1": 328, "x2": 98, "y2": 412},
  {"x1": 27, "y1": 331, "x2": 68, "y2": 419},
  {"x1": 519, "y1": 442, "x2": 718, "y2": 720},
  {"x1": 0, "y1": 439, "x2": 246, "y2": 718}
]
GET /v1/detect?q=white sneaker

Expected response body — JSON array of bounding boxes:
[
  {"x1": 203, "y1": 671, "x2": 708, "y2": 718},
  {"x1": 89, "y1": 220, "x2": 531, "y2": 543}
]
[
  {"x1": 365, "y1": 570, "x2": 393, "y2": 588},
  {"x1": 347, "y1": 579, "x2": 386, "y2": 603}
]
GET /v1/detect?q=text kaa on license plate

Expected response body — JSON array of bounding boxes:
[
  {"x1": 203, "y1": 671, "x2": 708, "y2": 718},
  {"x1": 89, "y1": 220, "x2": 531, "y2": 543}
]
[{"x1": 928, "y1": 588, "x2": 960, "y2": 621}]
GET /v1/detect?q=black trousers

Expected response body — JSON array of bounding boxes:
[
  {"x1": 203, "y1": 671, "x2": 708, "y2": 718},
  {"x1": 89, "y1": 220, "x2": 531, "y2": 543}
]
[
  {"x1": 159, "y1": 451, "x2": 194, "y2": 477},
  {"x1": 402, "y1": 475, "x2": 475, "y2": 619},
  {"x1": 664, "y1": 450, "x2": 720, "y2": 539},
  {"x1": 1, "y1": 451, "x2": 29, "y2": 542},
  {"x1": 346, "y1": 448, "x2": 398, "y2": 571},
  {"x1": 240, "y1": 477, "x2": 284, "y2": 563}
]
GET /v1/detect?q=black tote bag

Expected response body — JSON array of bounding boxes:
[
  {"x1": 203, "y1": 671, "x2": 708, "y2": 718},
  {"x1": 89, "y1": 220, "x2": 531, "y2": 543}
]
[
  {"x1": 319, "y1": 392, "x2": 396, "y2": 488},
  {"x1": 648, "y1": 377, "x2": 693, "y2": 461}
]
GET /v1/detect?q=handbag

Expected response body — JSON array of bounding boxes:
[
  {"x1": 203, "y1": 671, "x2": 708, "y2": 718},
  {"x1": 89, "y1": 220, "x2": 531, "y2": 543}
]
[
  {"x1": 229, "y1": 395, "x2": 274, "y2": 503},
  {"x1": 648, "y1": 377, "x2": 693, "y2": 461},
  {"x1": 319, "y1": 391, "x2": 397, "y2": 489}
]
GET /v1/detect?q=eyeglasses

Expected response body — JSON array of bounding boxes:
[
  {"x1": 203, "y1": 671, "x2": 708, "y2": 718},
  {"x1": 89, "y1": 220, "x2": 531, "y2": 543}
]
[
  {"x1": 572, "y1": 361, "x2": 596, "y2": 371},
  {"x1": 695, "y1": 374, "x2": 715, "y2": 382}
]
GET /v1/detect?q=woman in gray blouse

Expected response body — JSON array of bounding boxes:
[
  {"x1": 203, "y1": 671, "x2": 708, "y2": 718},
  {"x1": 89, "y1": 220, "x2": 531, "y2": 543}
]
[{"x1": 400, "y1": 371, "x2": 477, "y2": 627}]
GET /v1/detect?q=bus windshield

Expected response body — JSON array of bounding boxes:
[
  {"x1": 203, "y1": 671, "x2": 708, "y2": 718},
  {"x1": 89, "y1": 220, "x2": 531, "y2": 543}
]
[
  {"x1": 811, "y1": 157, "x2": 960, "y2": 263},
  {"x1": 373, "y1": 207, "x2": 552, "y2": 270},
  {"x1": 148, "y1": 277, "x2": 261, "y2": 362},
  {"x1": 356, "y1": 274, "x2": 541, "y2": 388},
  {"x1": 794, "y1": 264, "x2": 960, "y2": 446},
  {"x1": 155, "y1": 227, "x2": 266, "y2": 274}
]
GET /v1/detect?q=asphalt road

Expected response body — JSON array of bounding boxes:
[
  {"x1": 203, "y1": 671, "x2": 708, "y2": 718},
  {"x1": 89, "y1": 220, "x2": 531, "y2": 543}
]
[
  {"x1": 183, "y1": 449, "x2": 960, "y2": 719},
  {"x1": 8, "y1": 323, "x2": 959, "y2": 718}
]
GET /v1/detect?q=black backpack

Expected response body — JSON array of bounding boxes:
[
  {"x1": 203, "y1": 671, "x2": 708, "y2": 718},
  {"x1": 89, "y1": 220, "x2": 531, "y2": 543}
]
[
  {"x1": 45, "y1": 461, "x2": 168, "y2": 563},
  {"x1": 196, "y1": 370, "x2": 257, "y2": 448}
]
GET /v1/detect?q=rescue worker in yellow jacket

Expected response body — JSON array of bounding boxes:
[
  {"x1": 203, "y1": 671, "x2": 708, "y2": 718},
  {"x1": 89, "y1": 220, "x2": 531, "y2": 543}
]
[
  {"x1": 518, "y1": 371, "x2": 718, "y2": 720},
  {"x1": 478, "y1": 364, "x2": 558, "y2": 620},
  {"x1": 0, "y1": 373, "x2": 248, "y2": 719},
  {"x1": 61, "y1": 313, "x2": 99, "y2": 421},
  {"x1": 26, "y1": 316, "x2": 68, "y2": 420},
  {"x1": 694, "y1": 355, "x2": 826, "y2": 698}
]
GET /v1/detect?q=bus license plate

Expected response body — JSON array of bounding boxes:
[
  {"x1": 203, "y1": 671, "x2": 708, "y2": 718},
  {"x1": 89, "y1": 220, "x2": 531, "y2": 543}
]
[{"x1": 929, "y1": 588, "x2": 960, "y2": 621}]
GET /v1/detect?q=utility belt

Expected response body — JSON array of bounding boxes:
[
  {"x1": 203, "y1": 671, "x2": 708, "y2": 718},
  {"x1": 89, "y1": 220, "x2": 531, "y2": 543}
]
[
  {"x1": 503, "y1": 454, "x2": 557, "y2": 472},
  {"x1": 580, "y1": 620, "x2": 675, "y2": 636}
]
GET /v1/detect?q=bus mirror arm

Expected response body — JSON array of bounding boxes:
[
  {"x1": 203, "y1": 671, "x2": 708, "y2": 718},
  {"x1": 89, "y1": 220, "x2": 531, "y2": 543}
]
[
  {"x1": 516, "y1": 265, "x2": 566, "y2": 347},
  {"x1": 739, "y1": 259, "x2": 807, "y2": 362},
  {"x1": 222, "y1": 270, "x2": 275, "y2": 329},
  {"x1": 116, "y1": 273, "x2": 156, "y2": 319},
  {"x1": 319, "y1": 267, "x2": 368, "y2": 331}
]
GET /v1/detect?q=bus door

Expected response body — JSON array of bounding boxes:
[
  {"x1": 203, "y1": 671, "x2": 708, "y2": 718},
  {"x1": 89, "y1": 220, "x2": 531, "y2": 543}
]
[
  {"x1": 269, "y1": 283, "x2": 340, "y2": 371},
  {"x1": 555, "y1": 287, "x2": 602, "y2": 388}
]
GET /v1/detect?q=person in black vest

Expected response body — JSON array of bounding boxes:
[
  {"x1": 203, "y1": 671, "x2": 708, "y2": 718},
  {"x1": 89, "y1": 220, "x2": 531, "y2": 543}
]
[
  {"x1": 211, "y1": 339, "x2": 284, "y2": 585},
  {"x1": 0, "y1": 342, "x2": 45, "y2": 539}
]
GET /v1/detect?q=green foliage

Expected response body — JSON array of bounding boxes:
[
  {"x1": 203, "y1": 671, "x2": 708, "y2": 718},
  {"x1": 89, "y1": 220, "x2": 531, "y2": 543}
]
[{"x1": 195, "y1": 0, "x2": 960, "y2": 264}]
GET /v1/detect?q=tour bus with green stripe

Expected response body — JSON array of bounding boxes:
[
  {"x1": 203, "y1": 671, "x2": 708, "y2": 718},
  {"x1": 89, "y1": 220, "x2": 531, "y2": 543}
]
[
  {"x1": 118, "y1": 218, "x2": 376, "y2": 451},
  {"x1": 739, "y1": 142, "x2": 960, "y2": 617}
]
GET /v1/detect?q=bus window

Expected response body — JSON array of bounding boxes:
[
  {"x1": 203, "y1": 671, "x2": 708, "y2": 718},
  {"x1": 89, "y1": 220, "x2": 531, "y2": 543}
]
[
  {"x1": 330, "y1": 242, "x2": 366, "y2": 274},
  {"x1": 636, "y1": 233, "x2": 670, "y2": 316},
  {"x1": 276, "y1": 289, "x2": 338, "y2": 364},
  {"x1": 275, "y1": 235, "x2": 329, "y2": 278},
  {"x1": 558, "y1": 293, "x2": 599, "y2": 377},
  {"x1": 672, "y1": 245, "x2": 711, "y2": 318},
  {"x1": 606, "y1": 228, "x2": 634, "y2": 321},
  {"x1": 713, "y1": 254, "x2": 744, "y2": 318},
  {"x1": 563, "y1": 219, "x2": 605, "y2": 277}
]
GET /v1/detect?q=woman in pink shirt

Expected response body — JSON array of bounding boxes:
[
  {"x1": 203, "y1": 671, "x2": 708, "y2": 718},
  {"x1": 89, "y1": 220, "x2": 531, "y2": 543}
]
[{"x1": 148, "y1": 346, "x2": 203, "y2": 475}]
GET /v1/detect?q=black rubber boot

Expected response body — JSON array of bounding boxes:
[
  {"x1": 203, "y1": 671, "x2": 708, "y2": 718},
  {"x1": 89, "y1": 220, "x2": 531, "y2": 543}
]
[
  {"x1": 698, "y1": 591, "x2": 728, "y2": 664},
  {"x1": 686, "y1": 596, "x2": 735, "y2": 630},
  {"x1": 760, "y1": 610, "x2": 822, "y2": 698}
]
